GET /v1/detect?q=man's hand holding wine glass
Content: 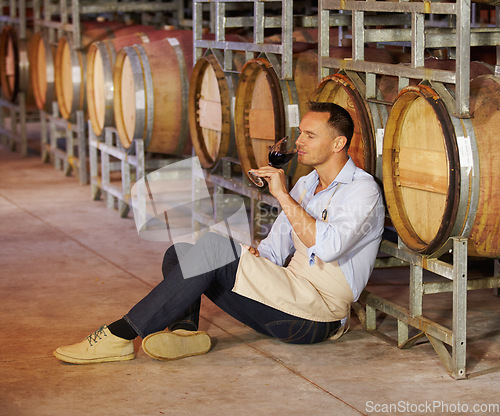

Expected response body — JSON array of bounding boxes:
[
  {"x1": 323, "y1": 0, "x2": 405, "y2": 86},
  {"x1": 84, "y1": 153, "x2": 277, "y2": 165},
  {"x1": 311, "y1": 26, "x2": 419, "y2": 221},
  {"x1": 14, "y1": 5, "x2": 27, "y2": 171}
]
[
  {"x1": 247, "y1": 136, "x2": 297, "y2": 188},
  {"x1": 249, "y1": 165, "x2": 288, "y2": 199}
]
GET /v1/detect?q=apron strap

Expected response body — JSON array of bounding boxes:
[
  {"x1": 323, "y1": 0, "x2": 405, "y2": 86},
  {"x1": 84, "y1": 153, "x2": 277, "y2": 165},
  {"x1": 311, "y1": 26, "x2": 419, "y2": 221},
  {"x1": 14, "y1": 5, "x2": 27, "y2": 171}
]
[
  {"x1": 329, "y1": 305, "x2": 351, "y2": 341},
  {"x1": 297, "y1": 183, "x2": 340, "y2": 221},
  {"x1": 298, "y1": 188, "x2": 308, "y2": 205}
]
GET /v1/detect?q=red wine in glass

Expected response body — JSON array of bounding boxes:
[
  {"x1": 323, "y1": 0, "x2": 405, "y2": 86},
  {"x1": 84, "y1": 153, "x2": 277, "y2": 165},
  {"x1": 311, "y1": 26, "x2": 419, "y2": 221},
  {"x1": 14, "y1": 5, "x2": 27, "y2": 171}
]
[
  {"x1": 248, "y1": 136, "x2": 297, "y2": 187},
  {"x1": 268, "y1": 150, "x2": 296, "y2": 167}
]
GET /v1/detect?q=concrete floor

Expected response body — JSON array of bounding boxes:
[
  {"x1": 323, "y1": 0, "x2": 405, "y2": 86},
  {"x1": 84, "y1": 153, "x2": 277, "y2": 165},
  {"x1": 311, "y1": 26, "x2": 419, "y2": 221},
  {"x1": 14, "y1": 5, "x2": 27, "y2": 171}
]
[{"x1": 0, "y1": 143, "x2": 499, "y2": 416}]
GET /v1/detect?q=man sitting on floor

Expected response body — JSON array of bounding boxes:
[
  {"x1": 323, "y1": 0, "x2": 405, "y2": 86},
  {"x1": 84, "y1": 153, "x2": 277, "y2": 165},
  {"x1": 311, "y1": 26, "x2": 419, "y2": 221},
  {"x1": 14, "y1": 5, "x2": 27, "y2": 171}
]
[{"x1": 54, "y1": 102, "x2": 385, "y2": 364}]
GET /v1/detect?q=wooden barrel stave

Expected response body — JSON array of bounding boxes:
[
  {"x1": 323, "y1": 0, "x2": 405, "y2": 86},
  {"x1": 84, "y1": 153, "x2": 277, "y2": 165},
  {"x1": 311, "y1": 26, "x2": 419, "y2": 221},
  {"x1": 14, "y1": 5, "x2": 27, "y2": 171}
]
[
  {"x1": 0, "y1": 26, "x2": 18, "y2": 101},
  {"x1": 467, "y1": 75, "x2": 500, "y2": 257},
  {"x1": 383, "y1": 85, "x2": 458, "y2": 253}
]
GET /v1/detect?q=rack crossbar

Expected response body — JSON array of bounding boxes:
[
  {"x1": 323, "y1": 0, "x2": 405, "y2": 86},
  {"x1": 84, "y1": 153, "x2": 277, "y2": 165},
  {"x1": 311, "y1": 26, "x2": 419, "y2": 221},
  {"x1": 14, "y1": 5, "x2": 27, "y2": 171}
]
[{"x1": 322, "y1": 0, "x2": 456, "y2": 15}]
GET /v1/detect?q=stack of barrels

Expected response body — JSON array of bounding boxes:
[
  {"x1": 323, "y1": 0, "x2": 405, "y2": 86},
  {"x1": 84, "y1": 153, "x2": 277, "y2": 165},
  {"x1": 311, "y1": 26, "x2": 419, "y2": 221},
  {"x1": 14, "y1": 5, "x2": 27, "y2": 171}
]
[{"x1": 1, "y1": 17, "x2": 499, "y2": 259}]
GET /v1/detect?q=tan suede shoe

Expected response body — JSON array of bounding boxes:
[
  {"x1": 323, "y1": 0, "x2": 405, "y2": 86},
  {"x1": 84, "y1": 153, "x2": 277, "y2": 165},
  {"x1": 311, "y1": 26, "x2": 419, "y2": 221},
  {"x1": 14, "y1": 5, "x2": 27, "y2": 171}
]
[
  {"x1": 142, "y1": 329, "x2": 211, "y2": 361},
  {"x1": 54, "y1": 325, "x2": 135, "y2": 364}
]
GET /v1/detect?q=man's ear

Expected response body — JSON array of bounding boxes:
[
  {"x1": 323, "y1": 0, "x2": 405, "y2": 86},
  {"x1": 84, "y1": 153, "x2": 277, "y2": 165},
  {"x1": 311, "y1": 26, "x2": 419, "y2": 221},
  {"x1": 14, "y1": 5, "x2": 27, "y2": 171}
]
[{"x1": 333, "y1": 136, "x2": 348, "y2": 153}]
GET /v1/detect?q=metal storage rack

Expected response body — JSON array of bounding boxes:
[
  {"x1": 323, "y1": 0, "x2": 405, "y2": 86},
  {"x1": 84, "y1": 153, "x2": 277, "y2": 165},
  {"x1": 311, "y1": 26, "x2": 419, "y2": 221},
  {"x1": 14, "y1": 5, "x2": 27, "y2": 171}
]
[
  {"x1": 89, "y1": 127, "x2": 185, "y2": 218},
  {"x1": 319, "y1": 0, "x2": 500, "y2": 116},
  {"x1": 85, "y1": 1, "x2": 191, "y2": 217},
  {"x1": 189, "y1": 0, "x2": 445, "y2": 244},
  {"x1": 34, "y1": 0, "x2": 89, "y2": 183},
  {"x1": 360, "y1": 238, "x2": 500, "y2": 380},
  {"x1": 318, "y1": 0, "x2": 500, "y2": 379},
  {"x1": 33, "y1": 0, "x2": 186, "y2": 185},
  {"x1": 0, "y1": 0, "x2": 39, "y2": 157},
  {"x1": 191, "y1": 0, "x2": 322, "y2": 245},
  {"x1": 192, "y1": 0, "x2": 355, "y2": 79},
  {"x1": 193, "y1": 0, "x2": 299, "y2": 80}
]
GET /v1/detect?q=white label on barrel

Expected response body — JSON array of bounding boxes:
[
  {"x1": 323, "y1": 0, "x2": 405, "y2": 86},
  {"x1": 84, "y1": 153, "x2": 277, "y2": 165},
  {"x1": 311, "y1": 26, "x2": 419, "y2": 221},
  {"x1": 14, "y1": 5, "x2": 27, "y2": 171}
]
[
  {"x1": 231, "y1": 97, "x2": 236, "y2": 116},
  {"x1": 376, "y1": 128, "x2": 384, "y2": 156},
  {"x1": 167, "y1": 38, "x2": 180, "y2": 46},
  {"x1": 72, "y1": 66, "x2": 81, "y2": 80},
  {"x1": 288, "y1": 105, "x2": 300, "y2": 127},
  {"x1": 457, "y1": 136, "x2": 473, "y2": 174}
]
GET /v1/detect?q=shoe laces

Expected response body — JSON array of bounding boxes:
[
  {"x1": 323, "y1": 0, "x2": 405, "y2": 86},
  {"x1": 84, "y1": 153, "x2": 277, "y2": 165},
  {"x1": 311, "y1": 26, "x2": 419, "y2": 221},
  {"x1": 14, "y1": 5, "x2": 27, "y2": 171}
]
[{"x1": 86, "y1": 326, "x2": 107, "y2": 346}]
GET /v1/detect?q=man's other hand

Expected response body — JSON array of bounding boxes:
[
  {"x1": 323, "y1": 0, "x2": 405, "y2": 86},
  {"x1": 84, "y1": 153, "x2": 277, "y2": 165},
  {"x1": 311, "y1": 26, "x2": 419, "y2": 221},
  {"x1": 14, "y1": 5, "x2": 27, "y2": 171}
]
[{"x1": 242, "y1": 245, "x2": 260, "y2": 257}]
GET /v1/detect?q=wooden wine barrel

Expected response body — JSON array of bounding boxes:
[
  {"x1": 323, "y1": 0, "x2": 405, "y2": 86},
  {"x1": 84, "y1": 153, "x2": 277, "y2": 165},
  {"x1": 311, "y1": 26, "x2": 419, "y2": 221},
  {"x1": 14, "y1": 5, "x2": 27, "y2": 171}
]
[
  {"x1": 86, "y1": 28, "x2": 167, "y2": 136},
  {"x1": 310, "y1": 71, "x2": 396, "y2": 178},
  {"x1": 188, "y1": 52, "x2": 246, "y2": 168},
  {"x1": 113, "y1": 31, "x2": 194, "y2": 154},
  {"x1": 311, "y1": 57, "x2": 492, "y2": 179},
  {"x1": 55, "y1": 24, "x2": 155, "y2": 121},
  {"x1": 234, "y1": 51, "x2": 322, "y2": 187},
  {"x1": 382, "y1": 75, "x2": 500, "y2": 257},
  {"x1": 423, "y1": 58, "x2": 493, "y2": 78},
  {"x1": 0, "y1": 25, "x2": 33, "y2": 104}
]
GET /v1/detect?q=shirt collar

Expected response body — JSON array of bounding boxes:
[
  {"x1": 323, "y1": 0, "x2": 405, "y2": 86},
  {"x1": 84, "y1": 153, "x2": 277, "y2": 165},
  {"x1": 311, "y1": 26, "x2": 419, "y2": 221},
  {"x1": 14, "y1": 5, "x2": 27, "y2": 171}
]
[{"x1": 303, "y1": 157, "x2": 356, "y2": 191}]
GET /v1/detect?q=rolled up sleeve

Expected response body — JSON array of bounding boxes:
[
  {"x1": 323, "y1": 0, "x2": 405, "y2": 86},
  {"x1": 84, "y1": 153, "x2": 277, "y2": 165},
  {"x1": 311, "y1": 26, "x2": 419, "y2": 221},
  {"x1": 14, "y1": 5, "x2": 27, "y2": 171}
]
[
  {"x1": 257, "y1": 211, "x2": 295, "y2": 266},
  {"x1": 257, "y1": 178, "x2": 307, "y2": 265}
]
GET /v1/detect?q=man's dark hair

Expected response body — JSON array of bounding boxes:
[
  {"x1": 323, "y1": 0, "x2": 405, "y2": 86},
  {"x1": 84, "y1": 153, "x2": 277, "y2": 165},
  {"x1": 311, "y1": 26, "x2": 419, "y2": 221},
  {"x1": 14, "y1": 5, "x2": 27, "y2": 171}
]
[{"x1": 307, "y1": 101, "x2": 354, "y2": 151}]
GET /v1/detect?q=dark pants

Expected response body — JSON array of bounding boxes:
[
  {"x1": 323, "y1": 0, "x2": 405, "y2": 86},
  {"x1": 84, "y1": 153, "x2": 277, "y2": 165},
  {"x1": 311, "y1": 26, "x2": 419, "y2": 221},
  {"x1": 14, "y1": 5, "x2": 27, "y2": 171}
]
[{"x1": 124, "y1": 233, "x2": 340, "y2": 344}]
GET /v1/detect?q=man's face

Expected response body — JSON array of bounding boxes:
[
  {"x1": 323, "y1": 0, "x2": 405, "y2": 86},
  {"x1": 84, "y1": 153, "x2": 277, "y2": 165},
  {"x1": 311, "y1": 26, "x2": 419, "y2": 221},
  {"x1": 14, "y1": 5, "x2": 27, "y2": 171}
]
[{"x1": 295, "y1": 111, "x2": 338, "y2": 167}]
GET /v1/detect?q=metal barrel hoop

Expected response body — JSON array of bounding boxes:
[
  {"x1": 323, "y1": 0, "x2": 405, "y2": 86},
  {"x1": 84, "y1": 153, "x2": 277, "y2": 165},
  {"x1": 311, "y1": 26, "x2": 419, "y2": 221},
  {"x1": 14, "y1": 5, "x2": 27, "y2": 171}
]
[
  {"x1": 120, "y1": 45, "x2": 147, "y2": 146},
  {"x1": 92, "y1": 41, "x2": 115, "y2": 134},
  {"x1": 426, "y1": 79, "x2": 480, "y2": 257}
]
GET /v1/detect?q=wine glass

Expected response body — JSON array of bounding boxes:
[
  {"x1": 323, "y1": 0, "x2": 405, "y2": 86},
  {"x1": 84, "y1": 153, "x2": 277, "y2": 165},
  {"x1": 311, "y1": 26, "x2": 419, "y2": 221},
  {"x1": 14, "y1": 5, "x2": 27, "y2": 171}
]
[{"x1": 248, "y1": 136, "x2": 297, "y2": 187}]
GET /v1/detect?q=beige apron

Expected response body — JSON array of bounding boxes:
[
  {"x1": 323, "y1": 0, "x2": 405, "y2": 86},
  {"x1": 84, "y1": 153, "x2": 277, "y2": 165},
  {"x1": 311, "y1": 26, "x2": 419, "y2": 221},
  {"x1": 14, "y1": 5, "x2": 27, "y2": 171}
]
[{"x1": 233, "y1": 187, "x2": 354, "y2": 322}]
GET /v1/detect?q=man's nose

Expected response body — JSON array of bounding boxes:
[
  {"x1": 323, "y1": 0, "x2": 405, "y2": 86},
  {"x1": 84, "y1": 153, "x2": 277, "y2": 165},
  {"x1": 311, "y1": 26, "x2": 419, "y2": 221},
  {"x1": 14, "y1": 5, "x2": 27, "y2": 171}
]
[{"x1": 295, "y1": 132, "x2": 304, "y2": 146}]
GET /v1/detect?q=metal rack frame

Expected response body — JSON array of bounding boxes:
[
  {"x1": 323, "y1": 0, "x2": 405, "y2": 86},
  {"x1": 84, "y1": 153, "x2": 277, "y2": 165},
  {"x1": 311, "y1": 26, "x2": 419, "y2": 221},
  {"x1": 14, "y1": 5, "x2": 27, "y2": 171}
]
[
  {"x1": 40, "y1": 101, "x2": 87, "y2": 181},
  {"x1": 189, "y1": 2, "x2": 415, "y2": 243},
  {"x1": 193, "y1": 0, "x2": 324, "y2": 80},
  {"x1": 0, "y1": 0, "x2": 40, "y2": 157},
  {"x1": 0, "y1": 94, "x2": 32, "y2": 156},
  {"x1": 358, "y1": 238, "x2": 500, "y2": 379},
  {"x1": 89, "y1": 127, "x2": 136, "y2": 217},
  {"x1": 89, "y1": 126, "x2": 185, "y2": 218}
]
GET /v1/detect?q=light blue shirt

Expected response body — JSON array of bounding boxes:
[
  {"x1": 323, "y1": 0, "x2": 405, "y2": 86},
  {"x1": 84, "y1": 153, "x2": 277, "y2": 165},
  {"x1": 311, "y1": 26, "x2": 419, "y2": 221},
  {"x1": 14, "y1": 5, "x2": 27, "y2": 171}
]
[{"x1": 257, "y1": 158, "x2": 385, "y2": 302}]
